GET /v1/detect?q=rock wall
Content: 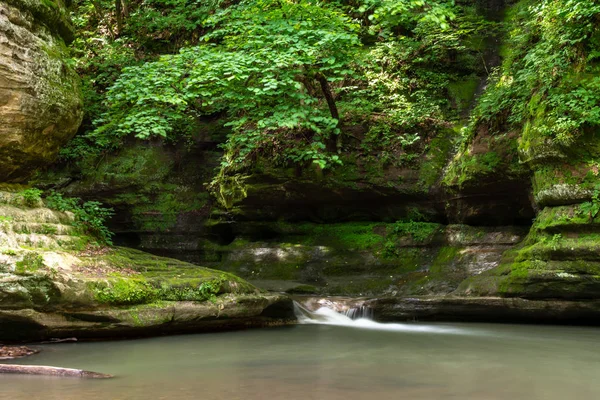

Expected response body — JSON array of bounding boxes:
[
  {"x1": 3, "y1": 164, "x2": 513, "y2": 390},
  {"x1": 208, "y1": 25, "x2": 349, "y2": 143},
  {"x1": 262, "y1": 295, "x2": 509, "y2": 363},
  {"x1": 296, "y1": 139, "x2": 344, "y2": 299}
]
[
  {"x1": 0, "y1": 0, "x2": 82, "y2": 182},
  {"x1": 31, "y1": 0, "x2": 600, "y2": 322},
  {"x1": 450, "y1": 0, "x2": 600, "y2": 301}
]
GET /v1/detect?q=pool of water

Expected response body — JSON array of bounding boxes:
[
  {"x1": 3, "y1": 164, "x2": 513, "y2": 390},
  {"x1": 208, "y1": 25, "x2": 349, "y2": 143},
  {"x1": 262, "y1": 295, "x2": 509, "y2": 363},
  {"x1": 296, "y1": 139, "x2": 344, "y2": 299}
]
[{"x1": 2, "y1": 322, "x2": 600, "y2": 400}]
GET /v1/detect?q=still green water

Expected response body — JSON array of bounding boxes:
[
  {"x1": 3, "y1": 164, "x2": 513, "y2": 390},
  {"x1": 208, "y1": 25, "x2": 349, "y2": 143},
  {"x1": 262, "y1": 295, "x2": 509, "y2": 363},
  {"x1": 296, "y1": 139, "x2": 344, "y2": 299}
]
[{"x1": 2, "y1": 323, "x2": 600, "y2": 400}]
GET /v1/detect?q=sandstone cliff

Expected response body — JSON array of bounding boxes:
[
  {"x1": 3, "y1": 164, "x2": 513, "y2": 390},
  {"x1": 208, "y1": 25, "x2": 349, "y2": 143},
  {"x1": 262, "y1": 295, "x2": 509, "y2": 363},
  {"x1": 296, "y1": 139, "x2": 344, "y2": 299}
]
[{"x1": 0, "y1": 0, "x2": 82, "y2": 182}]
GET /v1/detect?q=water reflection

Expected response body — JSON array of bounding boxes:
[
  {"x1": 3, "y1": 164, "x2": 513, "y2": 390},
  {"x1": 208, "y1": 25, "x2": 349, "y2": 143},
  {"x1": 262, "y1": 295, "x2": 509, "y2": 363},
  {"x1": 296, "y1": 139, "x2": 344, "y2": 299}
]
[{"x1": 1, "y1": 323, "x2": 600, "y2": 400}]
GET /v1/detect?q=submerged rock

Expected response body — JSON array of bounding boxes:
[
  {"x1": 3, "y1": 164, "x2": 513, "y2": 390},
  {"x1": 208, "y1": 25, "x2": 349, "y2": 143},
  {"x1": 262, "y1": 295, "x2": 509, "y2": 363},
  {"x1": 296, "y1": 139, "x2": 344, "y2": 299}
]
[{"x1": 0, "y1": 345, "x2": 38, "y2": 359}]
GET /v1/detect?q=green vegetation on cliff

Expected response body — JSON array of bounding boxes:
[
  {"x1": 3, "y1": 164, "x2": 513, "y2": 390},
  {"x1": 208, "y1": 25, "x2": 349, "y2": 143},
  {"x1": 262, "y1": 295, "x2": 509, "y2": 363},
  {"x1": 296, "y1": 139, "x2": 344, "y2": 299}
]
[
  {"x1": 13, "y1": 0, "x2": 600, "y2": 306},
  {"x1": 446, "y1": 0, "x2": 600, "y2": 191},
  {"x1": 59, "y1": 0, "x2": 495, "y2": 208}
]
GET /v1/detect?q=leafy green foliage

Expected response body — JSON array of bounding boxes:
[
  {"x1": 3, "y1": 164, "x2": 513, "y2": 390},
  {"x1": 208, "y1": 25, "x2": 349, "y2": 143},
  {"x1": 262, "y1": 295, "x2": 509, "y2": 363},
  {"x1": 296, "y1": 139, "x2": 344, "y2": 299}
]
[
  {"x1": 45, "y1": 192, "x2": 114, "y2": 245},
  {"x1": 338, "y1": 3, "x2": 493, "y2": 173},
  {"x1": 471, "y1": 0, "x2": 600, "y2": 145},
  {"x1": 93, "y1": 276, "x2": 225, "y2": 305},
  {"x1": 65, "y1": 1, "x2": 140, "y2": 154},
  {"x1": 393, "y1": 221, "x2": 441, "y2": 242},
  {"x1": 45, "y1": 191, "x2": 80, "y2": 211},
  {"x1": 68, "y1": 0, "x2": 483, "y2": 206},
  {"x1": 546, "y1": 233, "x2": 562, "y2": 251},
  {"x1": 443, "y1": 0, "x2": 600, "y2": 190},
  {"x1": 39, "y1": 224, "x2": 58, "y2": 235},
  {"x1": 61, "y1": 0, "x2": 504, "y2": 210},
  {"x1": 127, "y1": 0, "x2": 224, "y2": 51},
  {"x1": 72, "y1": 201, "x2": 115, "y2": 246},
  {"x1": 158, "y1": 278, "x2": 224, "y2": 303},
  {"x1": 579, "y1": 184, "x2": 600, "y2": 220},
  {"x1": 95, "y1": 0, "x2": 360, "y2": 173},
  {"x1": 363, "y1": 0, "x2": 458, "y2": 34},
  {"x1": 20, "y1": 189, "x2": 43, "y2": 207},
  {"x1": 63, "y1": 0, "x2": 225, "y2": 161}
]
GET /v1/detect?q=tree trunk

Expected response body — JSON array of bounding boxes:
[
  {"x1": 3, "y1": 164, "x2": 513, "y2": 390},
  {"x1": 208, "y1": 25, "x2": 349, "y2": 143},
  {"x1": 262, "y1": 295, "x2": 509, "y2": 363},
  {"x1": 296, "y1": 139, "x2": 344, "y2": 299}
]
[
  {"x1": 91, "y1": 0, "x2": 115, "y2": 38},
  {"x1": 316, "y1": 74, "x2": 339, "y2": 121},
  {"x1": 0, "y1": 364, "x2": 112, "y2": 379},
  {"x1": 122, "y1": 0, "x2": 130, "y2": 18},
  {"x1": 115, "y1": 0, "x2": 123, "y2": 34},
  {"x1": 316, "y1": 74, "x2": 342, "y2": 152}
]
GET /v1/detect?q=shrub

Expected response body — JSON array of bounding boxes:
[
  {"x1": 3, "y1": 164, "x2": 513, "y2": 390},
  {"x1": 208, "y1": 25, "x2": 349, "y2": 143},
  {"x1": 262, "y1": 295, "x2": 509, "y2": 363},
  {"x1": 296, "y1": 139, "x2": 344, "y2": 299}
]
[
  {"x1": 72, "y1": 201, "x2": 115, "y2": 246},
  {"x1": 20, "y1": 189, "x2": 43, "y2": 207},
  {"x1": 45, "y1": 191, "x2": 114, "y2": 246},
  {"x1": 45, "y1": 191, "x2": 80, "y2": 212}
]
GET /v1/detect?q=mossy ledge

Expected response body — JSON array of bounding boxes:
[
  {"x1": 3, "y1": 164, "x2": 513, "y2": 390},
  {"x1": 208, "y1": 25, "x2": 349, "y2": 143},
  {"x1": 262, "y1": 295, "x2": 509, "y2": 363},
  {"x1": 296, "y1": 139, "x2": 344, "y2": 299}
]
[{"x1": 0, "y1": 191, "x2": 294, "y2": 341}]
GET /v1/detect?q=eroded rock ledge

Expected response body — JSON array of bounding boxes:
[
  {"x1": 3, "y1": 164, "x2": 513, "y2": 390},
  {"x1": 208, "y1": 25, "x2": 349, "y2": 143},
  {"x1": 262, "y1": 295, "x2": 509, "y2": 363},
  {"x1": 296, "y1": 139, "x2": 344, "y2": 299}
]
[
  {"x1": 367, "y1": 297, "x2": 600, "y2": 325},
  {"x1": 297, "y1": 296, "x2": 600, "y2": 325},
  {"x1": 0, "y1": 295, "x2": 294, "y2": 342}
]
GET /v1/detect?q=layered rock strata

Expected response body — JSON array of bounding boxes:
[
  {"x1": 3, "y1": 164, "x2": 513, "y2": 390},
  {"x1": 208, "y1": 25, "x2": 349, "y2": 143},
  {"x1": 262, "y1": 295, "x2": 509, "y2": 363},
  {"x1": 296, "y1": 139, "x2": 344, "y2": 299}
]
[{"x1": 0, "y1": 0, "x2": 82, "y2": 182}]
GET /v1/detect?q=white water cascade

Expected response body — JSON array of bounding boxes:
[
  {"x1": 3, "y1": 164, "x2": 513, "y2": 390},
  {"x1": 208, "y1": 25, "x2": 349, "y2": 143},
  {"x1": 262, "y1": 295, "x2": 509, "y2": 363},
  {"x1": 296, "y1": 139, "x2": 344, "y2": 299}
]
[{"x1": 293, "y1": 301, "x2": 465, "y2": 334}]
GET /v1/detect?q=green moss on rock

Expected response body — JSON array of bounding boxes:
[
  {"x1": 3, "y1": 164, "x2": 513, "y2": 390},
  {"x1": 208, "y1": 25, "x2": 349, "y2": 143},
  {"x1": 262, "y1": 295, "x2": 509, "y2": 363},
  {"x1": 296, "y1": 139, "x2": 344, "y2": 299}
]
[{"x1": 5, "y1": 0, "x2": 75, "y2": 42}]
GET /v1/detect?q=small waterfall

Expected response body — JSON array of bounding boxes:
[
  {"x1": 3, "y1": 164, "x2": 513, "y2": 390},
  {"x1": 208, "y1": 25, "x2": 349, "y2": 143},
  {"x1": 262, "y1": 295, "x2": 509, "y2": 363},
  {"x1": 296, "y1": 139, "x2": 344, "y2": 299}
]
[
  {"x1": 293, "y1": 301, "x2": 466, "y2": 334},
  {"x1": 344, "y1": 306, "x2": 373, "y2": 320},
  {"x1": 293, "y1": 302, "x2": 357, "y2": 325}
]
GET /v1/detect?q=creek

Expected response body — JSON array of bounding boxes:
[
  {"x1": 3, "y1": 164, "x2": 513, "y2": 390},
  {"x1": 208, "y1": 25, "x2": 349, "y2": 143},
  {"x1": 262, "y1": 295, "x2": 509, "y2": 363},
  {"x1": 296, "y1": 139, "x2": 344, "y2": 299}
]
[{"x1": 2, "y1": 306, "x2": 600, "y2": 400}]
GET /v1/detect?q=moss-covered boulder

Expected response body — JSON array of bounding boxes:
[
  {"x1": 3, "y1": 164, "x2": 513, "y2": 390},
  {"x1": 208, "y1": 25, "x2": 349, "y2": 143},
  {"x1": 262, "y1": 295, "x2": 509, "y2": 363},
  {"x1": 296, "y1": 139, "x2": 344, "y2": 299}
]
[
  {"x1": 0, "y1": 0, "x2": 82, "y2": 182},
  {"x1": 0, "y1": 246, "x2": 292, "y2": 341},
  {"x1": 0, "y1": 190, "x2": 293, "y2": 341}
]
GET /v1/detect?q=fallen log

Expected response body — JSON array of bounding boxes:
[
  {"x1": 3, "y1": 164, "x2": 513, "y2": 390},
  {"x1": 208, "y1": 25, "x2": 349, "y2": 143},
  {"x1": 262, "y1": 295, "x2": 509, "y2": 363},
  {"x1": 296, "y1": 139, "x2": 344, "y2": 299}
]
[{"x1": 0, "y1": 364, "x2": 112, "y2": 378}]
